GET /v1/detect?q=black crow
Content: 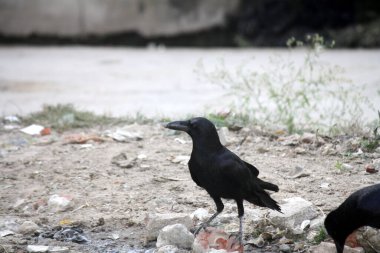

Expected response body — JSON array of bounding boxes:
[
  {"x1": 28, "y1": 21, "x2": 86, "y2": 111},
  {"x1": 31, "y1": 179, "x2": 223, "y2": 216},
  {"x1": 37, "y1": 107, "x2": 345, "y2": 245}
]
[
  {"x1": 324, "y1": 183, "x2": 380, "y2": 253},
  {"x1": 165, "y1": 117, "x2": 281, "y2": 245}
]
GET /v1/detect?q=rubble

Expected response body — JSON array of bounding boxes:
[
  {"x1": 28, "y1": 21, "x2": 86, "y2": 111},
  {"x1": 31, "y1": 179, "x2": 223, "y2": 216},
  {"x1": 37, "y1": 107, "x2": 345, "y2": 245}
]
[
  {"x1": 26, "y1": 245, "x2": 49, "y2": 253},
  {"x1": 268, "y1": 197, "x2": 318, "y2": 233},
  {"x1": 48, "y1": 194, "x2": 74, "y2": 212},
  {"x1": 156, "y1": 224, "x2": 194, "y2": 249},
  {"x1": 145, "y1": 213, "x2": 193, "y2": 242},
  {"x1": 18, "y1": 220, "x2": 39, "y2": 235},
  {"x1": 310, "y1": 242, "x2": 364, "y2": 253}
]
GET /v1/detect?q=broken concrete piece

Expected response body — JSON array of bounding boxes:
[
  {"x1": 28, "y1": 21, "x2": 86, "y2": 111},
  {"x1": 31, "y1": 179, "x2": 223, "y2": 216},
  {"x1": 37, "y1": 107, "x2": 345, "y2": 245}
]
[
  {"x1": 268, "y1": 197, "x2": 318, "y2": 232},
  {"x1": 48, "y1": 194, "x2": 73, "y2": 212},
  {"x1": 156, "y1": 224, "x2": 194, "y2": 249},
  {"x1": 145, "y1": 213, "x2": 193, "y2": 242},
  {"x1": 26, "y1": 245, "x2": 49, "y2": 253},
  {"x1": 18, "y1": 221, "x2": 39, "y2": 235},
  {"x1": 310, "y1": 242, "x2": 364, "y2": 253}
]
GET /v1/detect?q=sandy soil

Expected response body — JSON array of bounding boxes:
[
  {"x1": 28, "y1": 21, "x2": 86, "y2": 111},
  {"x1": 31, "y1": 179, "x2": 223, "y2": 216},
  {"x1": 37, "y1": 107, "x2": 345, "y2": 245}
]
[{"x1": 0, "y1": 122, "x2": 379, "y2": 252}]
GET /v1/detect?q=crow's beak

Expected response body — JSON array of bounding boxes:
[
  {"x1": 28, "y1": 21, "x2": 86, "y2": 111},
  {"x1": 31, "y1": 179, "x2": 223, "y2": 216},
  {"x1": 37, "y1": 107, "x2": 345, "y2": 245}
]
[{"x1": 165, "y1": 120, "x2": 189, "y2": 132}]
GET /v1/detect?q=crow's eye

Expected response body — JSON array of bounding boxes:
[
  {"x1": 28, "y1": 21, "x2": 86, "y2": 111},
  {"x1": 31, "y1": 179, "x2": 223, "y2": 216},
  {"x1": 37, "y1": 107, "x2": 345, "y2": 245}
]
[{"x1": 189, "y1": 121, "x2": 197, "y2": 128}]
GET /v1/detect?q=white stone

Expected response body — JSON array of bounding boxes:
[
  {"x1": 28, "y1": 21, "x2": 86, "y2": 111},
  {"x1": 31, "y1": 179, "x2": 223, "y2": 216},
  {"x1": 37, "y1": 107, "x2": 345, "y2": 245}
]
[
  {"x1": 190, "y1": 208, "x2": 209, "y2": 222},
  {"x1": 18, "y1": 221, "x2": 39, "y2": 235},
  {"x1": 48, "y1": 246, "x2": 70, "y2": 253},
  {"x1": 48, "y1": 194, "x2": 73, "y2": 212},
  {"x1": 26, "y1": 245, "x2": 49, "y2": 253},
  {"x1": 156, "y1": 245, "x2": 179, "y2": 253},
  {"x1": 145, "y1": 213, "x2": 193, "y2": 242},
  {"x1": 310, "y1": 242, "x2": 364, "y2": 253},
  {"x1": 156, "y1": 224, "x2": 194, "y2": 249},
  {"x1": 268, "y1": 197, "x2": 318, "y2": 232}
]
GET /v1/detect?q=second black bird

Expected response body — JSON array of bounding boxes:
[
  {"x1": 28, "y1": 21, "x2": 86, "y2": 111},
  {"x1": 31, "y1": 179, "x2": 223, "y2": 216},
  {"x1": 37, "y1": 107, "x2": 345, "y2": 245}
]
[{"x1": 165, "y1": 117, "x2": 281, "y2": 244}]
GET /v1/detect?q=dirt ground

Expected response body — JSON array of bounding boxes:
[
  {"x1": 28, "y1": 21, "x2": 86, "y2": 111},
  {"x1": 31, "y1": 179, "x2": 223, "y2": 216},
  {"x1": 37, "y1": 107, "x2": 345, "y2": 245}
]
[{"x1": 0, "y1": 122, "x2": 379, "y2": 253}]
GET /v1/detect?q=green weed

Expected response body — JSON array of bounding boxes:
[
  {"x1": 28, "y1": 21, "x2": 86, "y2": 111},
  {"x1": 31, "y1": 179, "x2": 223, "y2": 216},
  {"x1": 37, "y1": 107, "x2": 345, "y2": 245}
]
[
  {"x1": 21, "y1": 104, "x2": 154, "y2": 131},
  {"x1": 313, "y1": 226, "x2": 327, "y2": 244},
  {"x1": 196, "y1": 34, "x2": 376, "y2": 135}
]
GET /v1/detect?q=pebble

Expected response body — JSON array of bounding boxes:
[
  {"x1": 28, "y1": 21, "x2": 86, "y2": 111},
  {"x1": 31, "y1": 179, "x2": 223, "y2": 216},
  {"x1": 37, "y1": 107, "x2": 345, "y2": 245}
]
[
  {"x1": 288, "y1": 166, "x2": 310, "y2": 179},
  {"x1": 18, "y1": 221, "x2": 39, "y2": 235},
  {"x1": 190, "y1": 208, "x2": 209, "y2": 223},
  {"x1": 145, "y1": 213, "x2": 193, "y2": 242},
  {"x1": 156, "y1": 224, "x2": 194, "y2": 249},
  {"x1": 48, "y1": 194, "x2": 73, "y2": 212},
  {"x1": 294, "y1": 147, "x2": 306, "y2": 154},
  {"x1": 156, "y1": 245, "x2": 179, "y2": 253},
  {"x1": 279, "y1": 244, "x2": 291, "y2": 252},
  {"x1": 0, "y1": 230, "x2": 15, "y2": 237},
  {"x1": 26, "y1": 245, "x2": 49, "y2": 253},
  {"x1": 310, "y1": 241, "x2": 364, "y2": 253},
  {"x1": 49, "y1": 246, "x2": 70, "y2": 253}
]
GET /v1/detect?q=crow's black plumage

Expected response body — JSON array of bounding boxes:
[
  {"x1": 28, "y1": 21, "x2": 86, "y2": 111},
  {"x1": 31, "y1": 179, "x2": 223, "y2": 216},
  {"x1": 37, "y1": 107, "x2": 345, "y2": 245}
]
[
  {"x1": 324, "y1": 183, "x2": 380, "y2": 253},
  {"x1": 165, "y1": 117, "x2": 281, "y2": 244}
]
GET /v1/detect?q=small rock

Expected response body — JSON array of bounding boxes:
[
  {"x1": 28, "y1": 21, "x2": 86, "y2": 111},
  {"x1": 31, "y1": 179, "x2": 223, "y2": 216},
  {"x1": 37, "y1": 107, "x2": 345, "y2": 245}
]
[
  {"x1": 357, "y1": 227, "x2": 380, "y2": 253},
  {"x1": 18, "y1": 221, "x2": 39, "y2": 235},
  {"x1": 26, "y1": 245, "x2": 49, "y2": 253},
  {"x1": 310, "y1": 242, "x2": 364, "y2": 253},
  {"x1": 279, "y1": 244, "x2": 291, "y2": 253},
  {"x1": 248, "y1": 235, "x2": 265, "y2": 247},
  {"x1": 279, "y1": 134, "x2": 300, "y2": 146},
  {"x1": 294, "y1": 242, "x2": 304, "y2": 251},
  {"x1": 365, "y1": 164, "x2": 378, "y2": 174},
  {"x1": 145, "y1": 213, "x2": 193, "y2": 242},
  {"x1": 320, "y1": 182, "x2": 330, "y2": 189},
  {"x1": 190, "y1": 208, "x2": 209, "y2": 223},
  {"x1": 48, "y1": 194, "x2": 73, "y2": 212},
  {"x1": 137, "y1": 153, "x2": 147, "y2": 160},
  {"x1": 0, "y1": 230, "x2": 15, "y2": 237},
  {"x1": 294, "y1": 147, "x2": 306, "y2": 154},
  {"x1": 111, "y1": 233, "x2": 120, "y2": 240},
  {"x1": 156, "y1": 224, "x2": 194, "y2": 249},
  {"x1": 301, "y1": 132, "x2": 315, "y2": 144},
  {"x1": 105, "y1": 129, "x2": 143, "y2": 142},
  {"x1": 288, "y1": 166, "x2": 310, "y2": 179},
  {"x1": 156, "y1": 245, "x2": 180, "y2": 253},
  {"x1": 321, "y1": 143, "x2": 337, "y2": 156},
  {"x1": 48, "y1": 246, "x2": 70, "y2": 253},
  {"x1": 257, "y1": 147, "x2": 269, "y2": 154},
  {"x1": 342, "y1": 163, "x2": 354, "y2": 170},
  {"x1": 268, "y1": 197, "x2": 318, "y2": 233},
  {"x1": 13, "y1": 198, "x2": 26, "y2": 209},
  {"x1": 171, "y1": 155, "x2": 190, "y2": 165}
]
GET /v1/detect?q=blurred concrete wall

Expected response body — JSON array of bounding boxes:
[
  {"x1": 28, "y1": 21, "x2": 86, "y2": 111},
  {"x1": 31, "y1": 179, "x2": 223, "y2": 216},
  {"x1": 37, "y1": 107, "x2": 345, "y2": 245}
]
[{"x1": 0, "y1": 0, "x2": 239, "y2": 37}]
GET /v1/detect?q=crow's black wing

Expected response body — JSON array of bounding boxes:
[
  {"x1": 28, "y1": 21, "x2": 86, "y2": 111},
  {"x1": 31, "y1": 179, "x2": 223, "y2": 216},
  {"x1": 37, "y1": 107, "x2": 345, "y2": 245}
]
[{"x1": 244, "y1": 161, "x2": 259, "y2": 177}]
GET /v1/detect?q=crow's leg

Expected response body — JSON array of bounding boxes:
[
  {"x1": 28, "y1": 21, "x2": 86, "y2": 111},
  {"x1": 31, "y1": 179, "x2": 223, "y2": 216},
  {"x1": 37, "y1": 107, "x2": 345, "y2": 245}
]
[
  {"x1": 194, "y1": 196, "x2": 224, "y2": 235},
  {"x1": 229, "y1": 199, "x2": 244, "y2": 246}
]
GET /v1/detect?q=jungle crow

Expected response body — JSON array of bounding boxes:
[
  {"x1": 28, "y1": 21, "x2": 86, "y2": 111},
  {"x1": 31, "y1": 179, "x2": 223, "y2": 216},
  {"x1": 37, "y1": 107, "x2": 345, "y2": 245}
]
[
  {"x1": 324, "y1": 183, "x2": 380, "y2": 253},
  {"x1": 165, "y1": 117, "x2": 281, "y2": 245}
]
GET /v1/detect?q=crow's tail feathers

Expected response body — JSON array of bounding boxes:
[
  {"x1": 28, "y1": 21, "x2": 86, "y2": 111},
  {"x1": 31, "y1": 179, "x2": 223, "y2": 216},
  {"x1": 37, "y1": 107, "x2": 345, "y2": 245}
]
[
  {"x1": 247, "y1": 190, "x2": 282, "y2": 212},
  {"x1": 246, "y1": 189, "x2": 282, "y2": 213},
  {"x1": 257, "y1": 178, "x2": 279, "y2": 192}
]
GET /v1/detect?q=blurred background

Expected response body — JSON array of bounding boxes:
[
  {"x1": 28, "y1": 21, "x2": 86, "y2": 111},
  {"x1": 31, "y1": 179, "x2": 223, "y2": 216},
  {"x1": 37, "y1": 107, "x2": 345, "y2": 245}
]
[
  {"x1": 1, "y1": 0, "x2": 380, "y2": 47},
  {"x1": 0, "y1": 0, "x2": 379, "y2": 130}
]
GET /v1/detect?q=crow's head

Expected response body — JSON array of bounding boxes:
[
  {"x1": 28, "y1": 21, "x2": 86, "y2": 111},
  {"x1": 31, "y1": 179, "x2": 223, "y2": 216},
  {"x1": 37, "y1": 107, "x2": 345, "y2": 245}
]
[
  {"x1": 165, "y1": 117, "x2": 221, "y2": 146},
  {"x1": 324, "y1": 210, "x2": 345, "y2": 253}
]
